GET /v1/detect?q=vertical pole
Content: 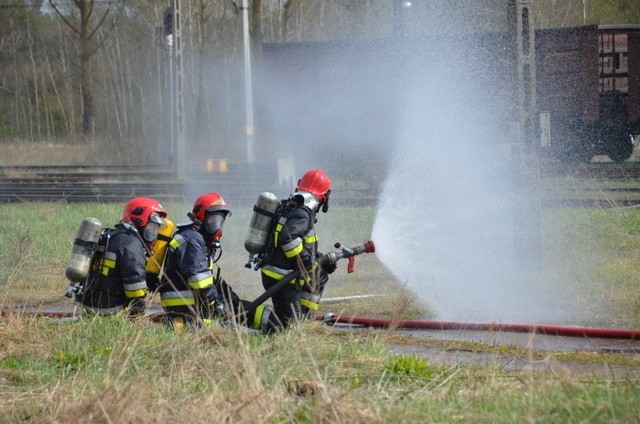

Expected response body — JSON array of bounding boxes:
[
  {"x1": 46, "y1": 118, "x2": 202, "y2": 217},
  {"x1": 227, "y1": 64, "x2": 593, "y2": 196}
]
[
  {"x1": 162, "y1": 7, "x2": 175, "y2": 164},
  {"x1": 173, "y1": 0, "x2": 186, "y2": 179},
  {"x1": 510, "y1": 0, "x2": 541, "y2": 270},
  {"x1": 242, "y1": 0, "x2": 256, "y2": 164}
]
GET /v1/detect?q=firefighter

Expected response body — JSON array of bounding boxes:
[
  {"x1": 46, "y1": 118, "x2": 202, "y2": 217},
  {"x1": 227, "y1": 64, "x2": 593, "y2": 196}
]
[
  {"x1": 157, "y1": 192, "x2": 278, "y2": 333},
  {"x1": 80, "y1": 197, "x2": 167, "y2": 317},
  {"x1": 159, "y1": 192, "x2": 234, "y2": 329},
  {"x1": 259, "y1": 169, "x2": 336, "y2": 332}
]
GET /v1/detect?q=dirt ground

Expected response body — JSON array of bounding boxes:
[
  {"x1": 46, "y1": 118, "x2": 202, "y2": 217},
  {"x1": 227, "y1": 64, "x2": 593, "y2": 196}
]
[{"x1": 341, "y1": 325, "x2": 640, "y2": 378}]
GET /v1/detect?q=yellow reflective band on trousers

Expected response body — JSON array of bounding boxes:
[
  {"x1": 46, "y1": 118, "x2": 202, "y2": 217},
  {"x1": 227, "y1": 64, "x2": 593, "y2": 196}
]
[
  {"x1": 125, "y1": 289, "x2": 147, "y2": 298},
  {"x1": 253, "y1": 305, "x2": 266, "y2": 330},
  {"x1": 124, "y1": 281, "x2": 147, "y2": 299},
  {"x1": 161, "y1": 290, "x2": 195, "y2": 307},
  {"x1": 300, "y1": 297, "x2": 319, "y2": 311},
  {"x1": 187, "y1": 272, "x2": 214, "y2": 289}
]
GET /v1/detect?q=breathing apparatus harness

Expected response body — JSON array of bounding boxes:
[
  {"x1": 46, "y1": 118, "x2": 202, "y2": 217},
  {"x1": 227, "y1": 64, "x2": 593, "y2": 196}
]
[
  {"x1": 65, "y1": 223, "x2": 153, "y2": 301},
  {"x1": 245, "y1": 195, "x2": 297, "y2": 270}
]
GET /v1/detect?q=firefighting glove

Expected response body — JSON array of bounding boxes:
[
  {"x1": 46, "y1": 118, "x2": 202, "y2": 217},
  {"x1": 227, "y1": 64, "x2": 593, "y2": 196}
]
[
  {"x1": 321, "y1": 259, "x2": 337, "y2": 274},
  {"x1": 318, "y1": 252, "x2": 337, "y2": 274},
  {"x1": 299, "y1": 249, "x2": 315, "y2": 271}
]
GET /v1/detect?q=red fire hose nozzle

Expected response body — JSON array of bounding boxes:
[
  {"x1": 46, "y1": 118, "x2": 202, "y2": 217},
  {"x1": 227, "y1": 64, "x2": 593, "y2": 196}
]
[{"x1": 321, "y1": 240, "x2": 376, "y2": 273}]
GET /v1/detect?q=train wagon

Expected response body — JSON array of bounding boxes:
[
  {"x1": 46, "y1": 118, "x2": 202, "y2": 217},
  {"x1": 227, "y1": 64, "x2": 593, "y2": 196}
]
[
  {"x1": 260, "y1": 24, "x2": 640, "y2": 166},
  {"x1": 536, "y1": 24, "x2": 640, "y2": 163}
]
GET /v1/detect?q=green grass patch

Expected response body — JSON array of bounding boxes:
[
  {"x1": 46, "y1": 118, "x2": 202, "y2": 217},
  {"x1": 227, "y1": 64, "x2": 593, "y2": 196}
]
[{"x1": 1, "y1": 314, "x2": 639, "y2": 422}]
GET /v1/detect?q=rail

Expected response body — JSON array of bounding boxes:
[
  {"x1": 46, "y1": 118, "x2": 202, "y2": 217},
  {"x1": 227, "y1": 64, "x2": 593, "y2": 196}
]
[{"x1": 2, "y1": 163, "x2": 640, "y2": 207}]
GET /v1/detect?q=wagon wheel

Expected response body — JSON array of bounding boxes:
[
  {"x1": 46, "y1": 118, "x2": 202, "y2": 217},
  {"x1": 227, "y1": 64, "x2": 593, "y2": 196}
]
[{"x1": 608, "y1": 131, "x2": 634, "y2": 163}]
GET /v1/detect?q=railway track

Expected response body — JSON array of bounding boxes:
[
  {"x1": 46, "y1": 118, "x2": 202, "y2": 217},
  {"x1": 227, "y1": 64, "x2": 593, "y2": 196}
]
[
  {"x1": 0, "y1": 164, "x2": 378, "y2": 206},
  {"x1": 2, "y1": 163, "x2": 640, "y2": 207}
]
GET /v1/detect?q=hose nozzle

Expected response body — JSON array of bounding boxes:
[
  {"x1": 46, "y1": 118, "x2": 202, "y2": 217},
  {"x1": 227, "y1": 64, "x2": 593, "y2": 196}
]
[{"x1": 322, "y1": 240, "x2": 376, "y2": 273}]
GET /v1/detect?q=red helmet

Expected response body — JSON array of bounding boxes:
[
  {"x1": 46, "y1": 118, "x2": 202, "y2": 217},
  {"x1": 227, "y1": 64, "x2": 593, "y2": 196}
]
[
  {"x1": 191, "y1": 192, "x2": 231, "y2": 223},
  {"x1": 121, "y1": 197, "x2": 167, "y2": 227},
  {"x1": 297, "y1": 169, "x2": 331, "y2": 201}
]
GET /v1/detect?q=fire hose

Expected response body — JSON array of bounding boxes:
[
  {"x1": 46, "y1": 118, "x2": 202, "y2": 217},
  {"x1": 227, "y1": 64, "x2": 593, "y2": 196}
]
[
  {"x1": 3, "y1": 308, "x2": 639, "y2": 340},
  {"x1": 4, "y1": 237, "x2": 640, "y2": 340},
  {"x1": 318, "y1": 315, "x2": 640, "y2": 340}
]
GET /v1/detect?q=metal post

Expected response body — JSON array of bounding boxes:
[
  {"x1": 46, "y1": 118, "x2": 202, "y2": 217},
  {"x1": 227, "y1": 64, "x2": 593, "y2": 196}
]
[
  {"x1": 162, "y1": 7, "x2": 175, "y2": 165},
  {"x1": 242, "y1": 0, "x2": 256, "y2": 163},
  {"x1": 173, "y1": 0, "x2": 186, "y2": 179}
]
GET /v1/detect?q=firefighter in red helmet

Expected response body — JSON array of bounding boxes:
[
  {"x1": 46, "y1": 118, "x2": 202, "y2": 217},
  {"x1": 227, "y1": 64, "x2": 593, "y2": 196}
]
[
  {"x1": 159, "y1": 193, "x2": 233, "y2": 328},
  {"x1": 259, "y1": 169, "x2": 336, "y2": 331},
  {"x1": 80, "y1": 197, "x2": 167, "y2": 317},
  {"x1": 158, "y1": 192, "x2": 279, "y2": 332}
]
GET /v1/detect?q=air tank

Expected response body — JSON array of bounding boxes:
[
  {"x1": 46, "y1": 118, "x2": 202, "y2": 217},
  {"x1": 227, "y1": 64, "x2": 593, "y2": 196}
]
[
  {"x1": 244, "y1": 192, "x2": 279, "y2": 255},
  {"x1": 146, "y1": 218, "x2": 176, "y2": 275},
  {"x1": 65, "y1": 217, "x2": 103, "y2": 282}
]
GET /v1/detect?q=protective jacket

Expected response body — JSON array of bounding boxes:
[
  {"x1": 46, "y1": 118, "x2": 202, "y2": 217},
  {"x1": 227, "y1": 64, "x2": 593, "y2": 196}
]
[
  {"x1": 80, "y1": 223, "x2": 149, "y2": 316},
  {"x1": 160, "y1": 227, "x2": 222, "y2": 325},
  {"x1": 260, "y1": 201, "x2": 326, "y2": 329}
]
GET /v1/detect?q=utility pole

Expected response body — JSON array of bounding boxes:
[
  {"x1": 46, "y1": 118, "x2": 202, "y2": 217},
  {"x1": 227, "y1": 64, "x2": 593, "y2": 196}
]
[
  {"x1": 159, "y1": 3, "x2": 186, "y2": 178},
  {"x1": 161, "y1": 7, "x2": 175, "y2": 166},
  {"x1": 241, "y1": 0, "x2": 256, "y2": 163},
  {"x1": 508, "y1": 0, "x2": 541, "y2": 270},
  {"x1": 173, "y1": 0, "x2": 186, "y2": 179}
]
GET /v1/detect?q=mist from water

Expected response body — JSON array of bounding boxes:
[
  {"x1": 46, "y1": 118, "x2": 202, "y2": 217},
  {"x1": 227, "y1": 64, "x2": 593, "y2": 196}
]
[
  {"x1": 370, "y1": 37, "x2": 594, "y2": 325},
  {"x1": 256, "y1": 8, "x2": 607, "y2": 325}
]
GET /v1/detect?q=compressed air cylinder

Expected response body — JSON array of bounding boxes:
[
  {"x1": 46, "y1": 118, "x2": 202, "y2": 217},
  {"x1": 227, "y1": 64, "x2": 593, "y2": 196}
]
[
  {"x1": 146, "y1": 218, "x2": 176, "y2": 275},
  {"x1": 244, "y1": 192, "x2": 279, "y2": 255},
  {"x1": 65, "y1": 217, "x2": 102, "y2": 283}
]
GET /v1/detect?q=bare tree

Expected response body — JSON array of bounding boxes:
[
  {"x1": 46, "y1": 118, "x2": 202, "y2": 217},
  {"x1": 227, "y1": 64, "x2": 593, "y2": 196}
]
[{"x1": 48, "y1": 0, "x2": 123, "y2": 140}]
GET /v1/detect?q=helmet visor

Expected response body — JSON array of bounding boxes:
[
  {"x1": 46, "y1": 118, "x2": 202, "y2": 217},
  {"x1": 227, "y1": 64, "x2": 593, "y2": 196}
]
[
  {"x1": 141, "y1": 213, "x2": 166, "y2": 243},
  {"x1": 142, "y1": 221, "x2": 160, "y2": 243},
  {"x1": 204, "y1": 212, "x2": 225, "y2": 237},
  {"x1": 148, "y1": 212, "x2": 166, "y2": 227}
]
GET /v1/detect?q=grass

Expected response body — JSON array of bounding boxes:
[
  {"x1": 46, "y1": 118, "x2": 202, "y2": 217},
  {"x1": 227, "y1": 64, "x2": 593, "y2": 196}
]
[
  {"x1": 1, "y1": 314, "x2": 639, "y2": 422},
  {"x1": 0, "y1": 202, "x2": 415, "y2": 315},
  {"x1": 1, "y1": 202, "x2": 640, "y2": 422}
]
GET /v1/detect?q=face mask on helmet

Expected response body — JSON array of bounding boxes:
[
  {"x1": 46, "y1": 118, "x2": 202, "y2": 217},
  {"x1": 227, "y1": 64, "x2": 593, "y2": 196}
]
[
  {"x1": 141, "y1": 222, "x2": 160, "y2": 243},
  {"x1": 140, "y1": 213, "x2": 166, "y2": 244},
  {"x1": 203, "y1": 212, "x2": 226, "y2": 239}
]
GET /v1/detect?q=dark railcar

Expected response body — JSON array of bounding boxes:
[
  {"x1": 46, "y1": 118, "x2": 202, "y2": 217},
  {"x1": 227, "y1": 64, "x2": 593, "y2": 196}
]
[
  {"x1": 260, "y1": 24, "x2": 640, "y2": 165},
  {"x1": 536, "y1": 25, "x2": 640, "y2": 163}
]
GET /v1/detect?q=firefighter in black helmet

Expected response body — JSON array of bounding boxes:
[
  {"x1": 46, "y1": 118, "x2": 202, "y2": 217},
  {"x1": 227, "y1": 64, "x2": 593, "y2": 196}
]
[
  {"x1": 80, "y1": 197, "x2": 167, "y2": 317},
  {"x1": 259, "y1": 169, "x2": 336, "y2": 332}
]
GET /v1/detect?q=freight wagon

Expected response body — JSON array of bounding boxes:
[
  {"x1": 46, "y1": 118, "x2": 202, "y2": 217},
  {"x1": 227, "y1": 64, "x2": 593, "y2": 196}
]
[
  {"x1": 259, "y1": 24, "x2": 640, "y2": 166},
  {"x1": 537, "y1": 24, "x2": 640, "y2": 163}
]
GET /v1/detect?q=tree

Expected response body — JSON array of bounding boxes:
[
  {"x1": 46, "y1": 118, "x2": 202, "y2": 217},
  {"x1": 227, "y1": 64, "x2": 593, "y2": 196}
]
[{"x1": 48, "y1": 0, "x2": 124, "y2": 140}]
